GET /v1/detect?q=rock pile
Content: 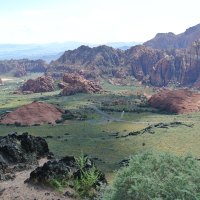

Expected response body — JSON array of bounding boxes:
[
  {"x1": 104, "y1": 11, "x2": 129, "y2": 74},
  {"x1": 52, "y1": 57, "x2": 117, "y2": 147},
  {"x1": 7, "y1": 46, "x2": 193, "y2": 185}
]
[
  {"x1": 60, "y1": 73, "x2": 102, "y2": 96},
  {"x1": 21, "y1": 76, "x2": 54, "y2": 93}
]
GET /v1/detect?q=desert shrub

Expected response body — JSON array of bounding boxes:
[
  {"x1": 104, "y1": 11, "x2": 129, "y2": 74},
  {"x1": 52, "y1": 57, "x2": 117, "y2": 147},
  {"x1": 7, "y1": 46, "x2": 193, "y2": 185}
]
[
  {"x1": 74, "y1": 153, "x2": 101, "y2": 198},
  {"x1": 99, "y1": 152, "x2": 200, "y2": 200},
  {"x1": 48, "y1": 178, "x2": 64, "y2": 192},
  {"x1": 46, "y1": 154, "x2": 101, "y2": 198},
  {"x1": 74, "y1": 166, "x2": 100, "y2": 198}
]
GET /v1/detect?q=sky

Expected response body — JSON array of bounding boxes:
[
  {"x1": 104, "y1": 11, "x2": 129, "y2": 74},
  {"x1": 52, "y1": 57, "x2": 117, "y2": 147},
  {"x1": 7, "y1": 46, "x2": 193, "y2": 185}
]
[{"x1": 0, "y1": 0, "x2": 200, "y2": 44}]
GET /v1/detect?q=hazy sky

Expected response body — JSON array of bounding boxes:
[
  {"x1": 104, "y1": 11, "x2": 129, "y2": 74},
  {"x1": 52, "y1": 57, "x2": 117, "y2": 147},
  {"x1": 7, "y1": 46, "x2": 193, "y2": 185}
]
[{"x1": 0, "y1": 0, "x2": 200, "y2": 44}]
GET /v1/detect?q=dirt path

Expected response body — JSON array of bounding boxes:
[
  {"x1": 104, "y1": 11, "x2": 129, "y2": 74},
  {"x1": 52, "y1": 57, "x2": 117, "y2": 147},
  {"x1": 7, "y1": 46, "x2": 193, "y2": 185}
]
[{"x1": 0, "y1": 158, "x2": 72, "y2": 200}]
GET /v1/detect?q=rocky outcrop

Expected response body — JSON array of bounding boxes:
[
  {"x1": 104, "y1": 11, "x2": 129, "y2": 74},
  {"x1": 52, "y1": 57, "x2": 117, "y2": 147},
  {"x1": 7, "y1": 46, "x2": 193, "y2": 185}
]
[
  {"x1": 48, "y1": 45, "x2": 124, "y2": 77},
  {"x1": 26, "y1": 155, "x2": 106, "y2": 190},
  {"x1": 148, "y1": 89, "x2": 200, "y2": 114},
  {"x1": 0, "y1": 102, "x2": 64, "y2": 126},
  {"x1": 144, "y1": 23, "x2": 200, "y2": 49},
  {"x1": 14, "y1": 67, "x2": 27, "y2": 77},
  {"x1": 55, "y1": 45, "x2": 123, "y2": 69},
  {"x1": 60, "y1": 73, "x2": 102, "y2": 96},
  {"x1": 0, "y1": 59, "x2": 47, "y2": 75},
  {"x1": 0, "y1": 132, "x2": 49, "y2": 181},
  {"x1": 21, "y1": 76, "x2": 54, "y2": 93},
  {"x1": 124, "y1": 45, "x2": 164, "y2": 81}
]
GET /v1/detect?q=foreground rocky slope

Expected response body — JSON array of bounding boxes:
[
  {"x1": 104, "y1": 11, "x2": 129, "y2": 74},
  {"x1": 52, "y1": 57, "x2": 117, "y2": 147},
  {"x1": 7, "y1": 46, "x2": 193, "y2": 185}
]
[
  {"x1": 148, "y1": 89, "x2": 200, "y2": 114},
  {"x1": 0, "y1": 132, "x2": 49, "y2": 181},
  {"x1": 0, "y1": 102, "x2": 64, "y2": 125},
  {"x1": 0, "y1": 132, "x2": 106, "y2": 199}
]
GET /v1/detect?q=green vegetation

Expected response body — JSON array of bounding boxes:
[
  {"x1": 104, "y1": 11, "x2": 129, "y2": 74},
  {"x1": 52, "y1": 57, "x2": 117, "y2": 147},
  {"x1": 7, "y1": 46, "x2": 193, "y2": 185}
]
[
  {"x1": 1, "y1": 75, "x2": 200, "y2": 179},
  {"x1": 100, "y1": 152, "x2": 200, "y2": 200},
  {"x1": 46, "y1": 154, "x2": 101, "y2": 199},
  {"x1": 74, "y1": 154, "x2": 101, "y2": 198}
]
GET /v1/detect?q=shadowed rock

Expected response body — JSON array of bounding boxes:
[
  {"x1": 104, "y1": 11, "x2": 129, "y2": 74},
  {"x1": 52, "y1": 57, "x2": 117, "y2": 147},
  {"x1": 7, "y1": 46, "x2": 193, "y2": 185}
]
[
  {"x1": 0, "y1": 132, "x2": 49, "y2": 181},
  {"x1": 26, "y1": 155, "x2": 107, "y2": 187}
]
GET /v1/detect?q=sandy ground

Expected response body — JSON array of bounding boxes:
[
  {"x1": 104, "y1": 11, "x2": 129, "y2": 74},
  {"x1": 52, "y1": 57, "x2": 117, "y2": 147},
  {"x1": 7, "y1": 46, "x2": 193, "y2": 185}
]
[
  {"x1": 0, "y1": 158, "x2": 73, "y2": 200},
  {"x1": 1, "y1": 78, "x2": 15, "y2": 82}
]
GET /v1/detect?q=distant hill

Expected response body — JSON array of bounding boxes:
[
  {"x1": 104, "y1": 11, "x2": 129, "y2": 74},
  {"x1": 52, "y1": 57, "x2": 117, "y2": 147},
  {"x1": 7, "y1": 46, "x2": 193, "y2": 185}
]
[
  {"x1": 48, "y1": 41, "x2": 200, "y2": 88},
  {"x1": 105, "y1": 42, "x2": 141, "y2": 50},
  {"x1": 144, "y1": 23, "x2": 200, "y2": 49},
  {"x1": 0, "y1": 41, "x2": 139, "y2": 62},
  {"x1": 0, "y1": 42, "x2": 88, "y2": 62}
]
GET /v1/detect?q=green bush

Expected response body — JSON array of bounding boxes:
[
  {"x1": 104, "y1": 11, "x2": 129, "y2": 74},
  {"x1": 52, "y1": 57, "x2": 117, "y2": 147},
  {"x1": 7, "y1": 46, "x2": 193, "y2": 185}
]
[
  {"x1": 74, "y1": 153, "x2": 101, "y2": 198},
  {"x1": 100, "y1": 152, "x2": 200, "y2": 200},
  {"x1": 74, "y1": 166, "x2": 100, "y2": 198},
  {"x1": 48, "y1": 178, "x2": 64, "y2": 192}
]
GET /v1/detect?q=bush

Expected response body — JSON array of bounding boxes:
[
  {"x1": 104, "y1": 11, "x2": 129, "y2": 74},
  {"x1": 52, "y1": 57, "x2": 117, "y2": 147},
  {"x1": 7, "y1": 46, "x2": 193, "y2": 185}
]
[
  {"x1": 100, "y1": 152, "x2": 200, "y2": 200},
  {"x1": 74, "y1": 153, "x2": 101, "y2": 198}
]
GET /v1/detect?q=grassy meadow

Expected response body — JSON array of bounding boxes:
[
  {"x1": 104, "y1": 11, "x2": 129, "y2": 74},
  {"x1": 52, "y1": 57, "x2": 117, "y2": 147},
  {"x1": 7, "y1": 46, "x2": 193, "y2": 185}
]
[{"x1": 1, "y1": 74, "x2": 200, "y2": 178}]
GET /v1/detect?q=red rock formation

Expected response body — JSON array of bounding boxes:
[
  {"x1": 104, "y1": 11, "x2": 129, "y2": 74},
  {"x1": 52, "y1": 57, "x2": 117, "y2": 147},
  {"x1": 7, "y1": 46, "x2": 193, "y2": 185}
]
[
  {"x1": 60, "y1": 73, "x2": 102, "y2": 96},
  {"x1": 124, "y1": 45, "x2": 164, "y2": 81},
  {"x1": 0, "y1": 102, "x2": 64, "y2": 125},
  {"x1": 0, "y1": 59, "x2": 47, "y2": 74},
  {"x1": 21, "y1": 76, "x2": 54, "y2": 93},
  {"x1": 14, "y1": 67, "x2": 27, "y2": 77},
  {"x1": 148, "y1": 89, "x2": 200, "y2": 114}
]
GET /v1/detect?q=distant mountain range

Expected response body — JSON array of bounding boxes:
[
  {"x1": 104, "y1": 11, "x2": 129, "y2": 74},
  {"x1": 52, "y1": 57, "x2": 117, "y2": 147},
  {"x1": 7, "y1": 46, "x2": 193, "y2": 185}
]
[
  {"x1": 144, "y1": 23, "x2": 200, "y2": 49},
  {"x1": 0, "y1": 41, "x2": 140, "y2": 62},
  {"x1": 2, "y1": 23, "x2": 200, "y2": 89}
]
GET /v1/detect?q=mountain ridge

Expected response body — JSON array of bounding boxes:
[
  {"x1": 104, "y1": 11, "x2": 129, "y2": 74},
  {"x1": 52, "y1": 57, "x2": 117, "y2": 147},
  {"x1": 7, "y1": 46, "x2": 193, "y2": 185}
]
[{"x1": 144, "y1": 23, "x2": 200, "y2": 49}]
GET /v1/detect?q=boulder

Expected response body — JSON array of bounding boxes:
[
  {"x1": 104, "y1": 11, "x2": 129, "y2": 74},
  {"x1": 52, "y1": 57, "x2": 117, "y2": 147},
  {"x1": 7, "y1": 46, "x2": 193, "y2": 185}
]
[
  {"x1": 0, "y1": 132, "x2": 49, "y2": 181},
  {"x1": 21, "y1": 76, "x2": 54, "y2": 93}
]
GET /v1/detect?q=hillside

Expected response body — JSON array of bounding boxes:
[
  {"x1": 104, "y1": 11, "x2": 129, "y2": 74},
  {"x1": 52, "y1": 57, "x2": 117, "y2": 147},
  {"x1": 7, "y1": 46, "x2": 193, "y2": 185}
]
[
  {"x1": 144, "y1": 23, "x2": 200, "y2": 49},
  {"x1": 48, "y1": 43, "x2": 200, "y2": 88}
]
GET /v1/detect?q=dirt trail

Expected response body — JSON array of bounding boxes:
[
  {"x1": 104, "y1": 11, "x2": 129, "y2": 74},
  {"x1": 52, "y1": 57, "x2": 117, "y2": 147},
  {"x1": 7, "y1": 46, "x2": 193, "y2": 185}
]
[{"x1": 0, "y1": 158, "x2": 72, "y2": 200}]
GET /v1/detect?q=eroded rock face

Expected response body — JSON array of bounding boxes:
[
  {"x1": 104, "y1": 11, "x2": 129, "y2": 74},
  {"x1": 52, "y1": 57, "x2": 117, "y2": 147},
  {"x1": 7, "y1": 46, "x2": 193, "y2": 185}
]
[
  {"x1": 60, "y1": 73, "x2": 102, "y2": 96},
  {"x1": 21, "y1": 76, "x2": 54, "y2": 93},
  {"x1": 47, "y1": 32, "x2": 200, "y2": 88},
  {"x1": 124, "y1": 45, "x2": 164, "y2": 81},
  {"x1": 0, "y1": 59, "x2": 47, "y2": 74},
  {"x1": 0, "y1": 102, "x2": 64, "y2": 126},
  {"x1": 0, "y1": 132, "x2": 49, "y2": 181},
  {"x1": 27, "y1": 155, "x2": 106, "y2": 187},
  {"x1": 148, "y1": 89, "x2": 200, "y2": 114}
]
